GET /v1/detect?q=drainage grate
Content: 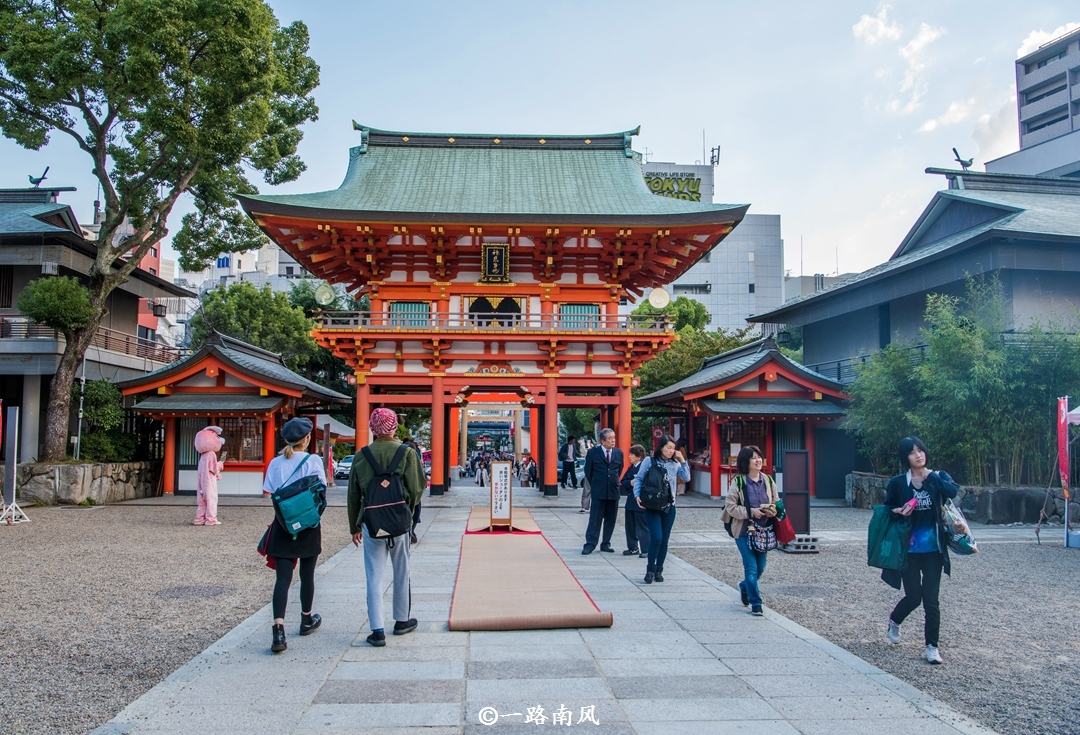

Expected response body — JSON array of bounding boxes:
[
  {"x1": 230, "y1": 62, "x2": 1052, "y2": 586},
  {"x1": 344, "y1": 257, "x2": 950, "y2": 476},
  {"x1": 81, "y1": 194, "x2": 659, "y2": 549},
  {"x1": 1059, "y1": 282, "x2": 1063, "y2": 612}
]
[
  {"x1": 772, "y1": 584, "x2": 830, "y2": 599},
  {"x1": 156, "y1": 585, "x2": 227, "y2": 599}
]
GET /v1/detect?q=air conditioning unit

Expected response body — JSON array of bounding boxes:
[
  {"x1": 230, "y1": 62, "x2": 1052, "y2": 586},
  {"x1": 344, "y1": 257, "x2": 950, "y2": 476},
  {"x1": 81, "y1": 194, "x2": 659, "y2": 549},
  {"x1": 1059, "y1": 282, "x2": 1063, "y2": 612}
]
[{"x1": 41, "y1": 262, "x2": 59, "y2": 275}]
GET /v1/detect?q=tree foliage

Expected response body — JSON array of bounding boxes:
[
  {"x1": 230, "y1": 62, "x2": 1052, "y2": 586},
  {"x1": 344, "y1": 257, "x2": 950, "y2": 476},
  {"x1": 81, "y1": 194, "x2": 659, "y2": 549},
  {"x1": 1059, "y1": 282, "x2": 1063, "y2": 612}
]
[
  {"x1": 0, "y1": 0, "x2": 319, "y2": 459},
  {"x1": 632, "y1": 295, "x2": 710, "y2": 331},
  {"x1": 845, "y1": 276, "x2": 1080, "y2": 484},
  {"x1": 189, "y1": 281, "x2": 316, "y2": 371},
  {"x1": 17, "y1": 275, "x2": 93, "y2": 335},
  {"x1": 80, "y1": 379, "x2": 124, "y2": 433}
]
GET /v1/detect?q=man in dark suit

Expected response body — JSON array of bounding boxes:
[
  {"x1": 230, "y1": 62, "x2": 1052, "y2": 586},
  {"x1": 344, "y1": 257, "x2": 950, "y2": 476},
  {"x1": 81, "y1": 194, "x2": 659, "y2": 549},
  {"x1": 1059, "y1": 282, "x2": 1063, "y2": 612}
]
[{"x1": 581, "y1": 428, "x2": 623, "y2": 554}]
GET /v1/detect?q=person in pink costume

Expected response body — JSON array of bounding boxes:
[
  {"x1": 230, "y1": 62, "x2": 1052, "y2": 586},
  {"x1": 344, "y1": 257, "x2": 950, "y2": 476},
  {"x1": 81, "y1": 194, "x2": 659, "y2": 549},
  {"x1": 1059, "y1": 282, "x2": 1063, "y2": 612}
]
[{"x1": 194, "y1": 426, "x2": 225, "y2": 525}]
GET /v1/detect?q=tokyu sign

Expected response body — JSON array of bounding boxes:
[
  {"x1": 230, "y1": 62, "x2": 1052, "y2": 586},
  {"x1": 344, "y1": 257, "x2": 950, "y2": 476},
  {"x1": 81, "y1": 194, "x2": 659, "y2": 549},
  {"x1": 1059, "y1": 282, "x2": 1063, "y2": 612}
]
[{"x1": 642, "y1": 162, "x2": 714, "y2": 203}]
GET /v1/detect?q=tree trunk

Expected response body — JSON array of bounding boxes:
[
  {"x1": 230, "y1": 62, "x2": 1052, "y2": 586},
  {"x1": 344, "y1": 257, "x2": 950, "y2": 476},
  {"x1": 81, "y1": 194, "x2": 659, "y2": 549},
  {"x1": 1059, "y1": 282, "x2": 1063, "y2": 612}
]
[{"x1": 41, "y1": 295, "x2": 110, "y2": 461}]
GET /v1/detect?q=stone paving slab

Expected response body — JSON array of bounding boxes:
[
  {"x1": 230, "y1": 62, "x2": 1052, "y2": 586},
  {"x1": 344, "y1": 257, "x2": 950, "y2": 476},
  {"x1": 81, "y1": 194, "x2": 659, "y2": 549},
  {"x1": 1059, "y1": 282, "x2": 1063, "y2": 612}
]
[{"x1": 94, "y1": 483, "x2": 1000, "y2": 735}]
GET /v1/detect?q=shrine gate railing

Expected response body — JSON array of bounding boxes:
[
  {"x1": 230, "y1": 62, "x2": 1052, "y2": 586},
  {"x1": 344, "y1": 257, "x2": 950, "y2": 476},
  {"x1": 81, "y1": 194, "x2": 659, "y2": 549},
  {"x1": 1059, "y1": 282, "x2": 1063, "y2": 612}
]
[{"x1": 318, "y1": 311, "x2": 673, "y2": 333}]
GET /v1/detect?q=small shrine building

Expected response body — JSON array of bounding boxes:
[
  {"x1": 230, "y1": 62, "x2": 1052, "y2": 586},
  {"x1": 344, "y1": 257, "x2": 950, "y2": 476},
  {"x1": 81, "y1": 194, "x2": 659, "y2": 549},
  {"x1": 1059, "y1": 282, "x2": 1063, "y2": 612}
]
[
  {"x1": 118, "y1": 332, "x2": 350, "y2": 495},
  {"x1": 236, "y1": 125, "x2": 748, "y2": 495},
  {"x1": 636, "y1": 338, "x2": 849, "y2": 499}
]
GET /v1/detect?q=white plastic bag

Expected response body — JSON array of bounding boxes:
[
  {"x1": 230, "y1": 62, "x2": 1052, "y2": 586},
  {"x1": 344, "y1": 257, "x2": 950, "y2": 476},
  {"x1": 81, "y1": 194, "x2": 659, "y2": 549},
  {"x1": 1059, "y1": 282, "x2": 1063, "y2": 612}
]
[{"x1": 941, "y1": 498, "x2": 978, "y2": 555}]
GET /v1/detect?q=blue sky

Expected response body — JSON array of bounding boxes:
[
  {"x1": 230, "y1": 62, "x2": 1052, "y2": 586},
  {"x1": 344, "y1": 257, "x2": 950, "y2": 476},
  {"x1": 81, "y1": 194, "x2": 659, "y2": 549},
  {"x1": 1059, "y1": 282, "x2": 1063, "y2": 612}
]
[{"x1": 1, "y1": 1, "x2": 1077, "y2": 276}]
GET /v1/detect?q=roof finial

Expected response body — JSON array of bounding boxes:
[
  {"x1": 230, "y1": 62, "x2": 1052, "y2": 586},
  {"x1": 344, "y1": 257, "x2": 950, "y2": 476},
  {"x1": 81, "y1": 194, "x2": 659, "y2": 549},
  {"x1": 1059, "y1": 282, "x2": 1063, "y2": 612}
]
[
  {"x1": 28, "y1": 166, "x2": 49, "y2": 187},
  {"x1": 952, "y1": 148, "x2": 973, "y2": 172}
]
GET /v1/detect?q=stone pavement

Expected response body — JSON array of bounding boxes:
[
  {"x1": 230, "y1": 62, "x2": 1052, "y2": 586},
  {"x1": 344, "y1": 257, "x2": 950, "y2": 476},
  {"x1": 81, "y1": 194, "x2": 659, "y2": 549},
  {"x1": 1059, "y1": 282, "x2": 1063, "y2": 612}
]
[{"x1": 95, "y1": 484, "x2": 999, "y2": 735}]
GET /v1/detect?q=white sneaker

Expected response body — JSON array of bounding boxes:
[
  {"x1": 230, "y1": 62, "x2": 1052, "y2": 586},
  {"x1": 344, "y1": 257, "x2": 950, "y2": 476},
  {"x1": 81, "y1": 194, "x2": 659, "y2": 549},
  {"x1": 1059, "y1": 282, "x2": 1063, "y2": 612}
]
[
  {"x1": 887, "y1": 619, "x2": 901, "y2": 644},
  {"x1": 925, "y1": 645, "x2": 943, "y2": 664}
]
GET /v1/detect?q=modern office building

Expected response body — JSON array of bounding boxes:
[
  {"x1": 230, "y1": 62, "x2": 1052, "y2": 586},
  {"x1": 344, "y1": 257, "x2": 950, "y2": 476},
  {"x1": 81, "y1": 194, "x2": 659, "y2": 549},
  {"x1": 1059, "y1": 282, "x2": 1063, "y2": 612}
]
[
  {"x1": 985, "y1": 26, "x2": 1080, "y2": 178},
  {"x1": 625, "y1": 162, "x2": 784, "y2": 332}
]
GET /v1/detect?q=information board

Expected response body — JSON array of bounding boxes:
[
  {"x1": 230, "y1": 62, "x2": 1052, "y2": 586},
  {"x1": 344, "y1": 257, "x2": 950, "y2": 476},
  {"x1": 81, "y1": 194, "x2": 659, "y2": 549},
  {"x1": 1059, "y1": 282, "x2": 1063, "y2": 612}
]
[{"x1": 489, "y1": 460, "x2": 513, "y2": 527}]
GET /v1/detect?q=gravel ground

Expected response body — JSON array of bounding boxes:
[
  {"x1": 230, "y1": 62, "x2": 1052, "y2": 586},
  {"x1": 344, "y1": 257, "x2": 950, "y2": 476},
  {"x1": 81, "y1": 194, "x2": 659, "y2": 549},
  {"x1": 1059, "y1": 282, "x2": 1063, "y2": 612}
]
[
  {"x1": 0, "y1": 503, "x2": 352, "y2": 735},
  {"x1": 669, "y1": 506, "x2": 1080, "y2": 735}
]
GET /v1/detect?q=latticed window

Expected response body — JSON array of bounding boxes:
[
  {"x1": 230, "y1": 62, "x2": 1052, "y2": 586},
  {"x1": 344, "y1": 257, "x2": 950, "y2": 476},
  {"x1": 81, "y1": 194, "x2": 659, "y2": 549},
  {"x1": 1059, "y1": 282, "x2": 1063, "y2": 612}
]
[
  {"x1": 722, "y1": 421, "x2": 767, "y2": 466},
  {"x1": 218, "y1": 418, "x2": 263, "y2": 463},
  {"x1": 389, "y1": 301, "x2": 430, "y2": 327},
  {"x1": 0, "y1": 265, "x2": 12, "y2": 308},
  {"x1": 559, "y1": 303, "x2": 600, "y2": 329}
]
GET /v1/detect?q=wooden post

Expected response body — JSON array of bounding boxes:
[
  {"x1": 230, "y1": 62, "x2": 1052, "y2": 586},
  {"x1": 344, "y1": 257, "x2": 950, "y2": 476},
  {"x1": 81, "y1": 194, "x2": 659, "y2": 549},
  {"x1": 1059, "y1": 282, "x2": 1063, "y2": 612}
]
[
  {"x1": 806, "y1": 421, "x2": 817, "y2": 497},
  {"x1": 543, "y1": 376, "x2": 559, "y2": 496},
  {"x1": 710, "y1": 417, "x2": 722, "y2": 497},
  {"x1": 263, "y1": 414, "x2": 275, "y2": 474},
  {"x1": 617, "y1": 381, "x2": 632, "y2": 454},
  {"x1": 163, "y1": 417, "x2": 176, "y2": 495},
  {"x1": 449, "y1": 406, "x2": 460, "y2": 475},
  {"x1": 459, "y1": 409, "x2": 469, "y2": 467},
  {"x1": 430, "y1": 375, "x2": 445, "y2": 495},
  {"x1": 355, "y1": 377, "x2": 369, "y2": 449}
]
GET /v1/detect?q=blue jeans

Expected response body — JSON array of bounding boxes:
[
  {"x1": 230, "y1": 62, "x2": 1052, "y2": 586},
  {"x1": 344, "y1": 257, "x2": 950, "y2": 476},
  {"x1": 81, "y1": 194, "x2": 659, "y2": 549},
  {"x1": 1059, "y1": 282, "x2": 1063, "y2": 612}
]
[
  {"x1": 735, "y1": 535, "x2": 768, "y2": 606},
  {"x1": 643, "y1": 506, "x2": 677, "y2": 568}
]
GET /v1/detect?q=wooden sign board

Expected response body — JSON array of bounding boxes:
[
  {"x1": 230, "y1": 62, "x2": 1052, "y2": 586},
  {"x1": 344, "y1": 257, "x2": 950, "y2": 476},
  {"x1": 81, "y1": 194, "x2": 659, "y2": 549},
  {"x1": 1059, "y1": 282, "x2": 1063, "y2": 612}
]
[{"x1": 489, "y1": 460, "x2": 513, "y2": 528}]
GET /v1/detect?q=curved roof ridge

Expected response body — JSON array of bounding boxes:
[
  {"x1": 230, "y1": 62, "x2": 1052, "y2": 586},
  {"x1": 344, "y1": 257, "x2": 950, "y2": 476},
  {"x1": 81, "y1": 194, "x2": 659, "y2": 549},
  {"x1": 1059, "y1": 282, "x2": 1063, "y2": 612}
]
[{"x1": 352, "y1": 121, "x2": 640, "y2": 142}]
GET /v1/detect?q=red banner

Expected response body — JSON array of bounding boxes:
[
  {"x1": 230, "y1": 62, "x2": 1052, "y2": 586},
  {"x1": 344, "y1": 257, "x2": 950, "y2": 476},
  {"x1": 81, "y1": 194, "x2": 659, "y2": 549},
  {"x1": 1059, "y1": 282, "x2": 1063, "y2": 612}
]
[{"x1": 1059, "y1": 397, "x2": 1071, "y2": 500}]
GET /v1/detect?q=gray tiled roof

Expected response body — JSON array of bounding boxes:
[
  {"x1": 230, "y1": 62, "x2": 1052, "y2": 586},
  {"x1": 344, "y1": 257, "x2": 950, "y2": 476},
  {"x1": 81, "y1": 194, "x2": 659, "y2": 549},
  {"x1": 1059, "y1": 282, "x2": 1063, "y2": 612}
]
[
  {"x1": 700, "y1": 398, "x2": 846, "y2": 418},
  {"x1": 239, "y1": 125, "x2": 747, "y2": 223},
  {"x1": 637, "y1": 338, "x2": 845, "y2": 405},
  {"x1": 121, "y1": 332, "x2": 351, "y2": 403},
  {"x1": 751, "y1": 182, "x2": 1080, "y2": 323},
  {"x1": 0, "y1": 202, "x2": 74, "y2": 235},
  {"x1": 133, "y1": 394, "x2": 284, "y2": 413}
]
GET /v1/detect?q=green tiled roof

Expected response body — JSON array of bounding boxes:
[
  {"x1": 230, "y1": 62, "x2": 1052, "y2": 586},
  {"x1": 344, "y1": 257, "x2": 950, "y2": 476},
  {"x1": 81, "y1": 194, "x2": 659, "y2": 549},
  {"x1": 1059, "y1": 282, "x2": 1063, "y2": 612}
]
[
  {"x1": 0, "y1": 202, "x2": 75, "y2": 235},
  {"x1": 637, "y1": 339, "x2": 844, "y2": 406},
  {"x1": 238, "y1": 124, "x2": 747, "y2": 224},
  {"x1": 133, "y1": 394, "x2": 284, "y2": 413},
  {"x1": 700, "y1": 398, "x2": 846, "y2": 418}
]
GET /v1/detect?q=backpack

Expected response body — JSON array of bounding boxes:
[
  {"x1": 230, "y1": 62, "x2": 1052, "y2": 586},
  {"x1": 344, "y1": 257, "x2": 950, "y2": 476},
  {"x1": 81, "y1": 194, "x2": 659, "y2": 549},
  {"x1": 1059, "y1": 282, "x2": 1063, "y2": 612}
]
[
  {"x1": 360, "y1": 444, "x2": 413, "y2": 542},
  {"x1": 271, "y1": 454, "x2": 327, "y2": 541},
  {"x1": 639, "y1": 458, "x2": 673, "y2": 511}
]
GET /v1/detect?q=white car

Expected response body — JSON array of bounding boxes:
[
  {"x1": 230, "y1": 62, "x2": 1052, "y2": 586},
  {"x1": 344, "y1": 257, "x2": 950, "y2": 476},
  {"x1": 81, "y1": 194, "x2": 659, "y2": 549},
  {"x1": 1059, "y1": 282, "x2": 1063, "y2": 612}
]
[{"x1": 334, "y1": 455, "x2": 353, "y2": 480}]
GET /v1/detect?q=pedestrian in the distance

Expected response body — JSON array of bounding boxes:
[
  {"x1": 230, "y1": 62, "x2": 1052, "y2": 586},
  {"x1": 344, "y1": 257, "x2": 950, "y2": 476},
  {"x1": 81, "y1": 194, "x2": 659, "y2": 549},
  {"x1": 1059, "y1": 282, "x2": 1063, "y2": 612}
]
[
  {"x1": 262, "y1": 417, "x2": 326, "y2": 653},
  {"x1": 633, "y1": 435, "x2": 689, "y2": 584},
  {"x1": 348, "y1": 408, "x2": 426, "y2": 647},
  {"x1": 621, "y1": 445, "x2": 649, "y2": 557},
  {"x1": 723, "y1": 445, "x2": 779, "y2": 616},
  {"x1": 884, "y1": 436, "x2": 959, "y2": 665},
  {"x1": 193, "y1": 426, "x2": 224, "y2": 526},
  {"x1": 581, "y1": 428, "x2": 623, "y2": 555}
]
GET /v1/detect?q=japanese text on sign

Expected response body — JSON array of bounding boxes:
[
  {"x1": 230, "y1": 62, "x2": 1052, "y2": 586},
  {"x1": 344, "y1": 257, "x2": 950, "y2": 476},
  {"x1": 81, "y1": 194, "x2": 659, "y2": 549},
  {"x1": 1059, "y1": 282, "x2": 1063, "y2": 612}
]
[{"x1": 490, "y1": 461, "x2": 512, "y2": 522}]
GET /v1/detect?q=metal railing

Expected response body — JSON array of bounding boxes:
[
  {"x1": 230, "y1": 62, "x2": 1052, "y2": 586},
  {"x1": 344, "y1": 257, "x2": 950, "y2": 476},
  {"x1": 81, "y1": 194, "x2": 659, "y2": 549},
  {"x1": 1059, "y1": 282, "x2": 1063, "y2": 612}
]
[
  {"x1": 0, "y1": 318, "x2": 185, "y2": 363},
  {"x1": 318, "y1": 311, "x2": 673, "y2": 333}
]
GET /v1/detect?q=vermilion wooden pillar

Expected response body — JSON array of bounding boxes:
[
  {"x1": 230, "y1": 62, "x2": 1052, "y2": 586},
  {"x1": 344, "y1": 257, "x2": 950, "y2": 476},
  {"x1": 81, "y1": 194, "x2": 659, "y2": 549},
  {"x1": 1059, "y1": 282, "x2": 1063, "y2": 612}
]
[
  {"x1": 355, "y1": 378, "x2": 369, "y2": 449},
  {"x1": 543, "y1": 376, "x2": 559, "y2": 496},
  {"x1": 449, "y1": 407, "x2": 460, "y2": 473},
  {"x1": 710, "y1": 417, "x2": 722, "y2": 497},
  {"x1": 617, "y1": 381, "x2": 632, "y2": 454},
  {"x1": 163, "y1": 417, "x2": 177, "y2": 495},
  {"x1": 430, "y1": 375, "x2": 446, "y2": 495},
  {"x1": 529, "y1": 407, "x2": 538, "y2": 456},
  {"x1": 806, "y1": 421, "x2": 817, "y2": 497},
  {"x1": 263, "y1": 414, "x2": 276, "y2": 472}
]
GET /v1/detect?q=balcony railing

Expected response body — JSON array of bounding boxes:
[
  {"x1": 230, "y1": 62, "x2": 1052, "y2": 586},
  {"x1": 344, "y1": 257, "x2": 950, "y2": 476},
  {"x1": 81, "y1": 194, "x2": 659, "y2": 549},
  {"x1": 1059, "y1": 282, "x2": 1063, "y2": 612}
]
[
  {"x1": 0, "y1": 318, "x2": 186, "y2": 363},
  {"x1": 319, "y1": 311, "x2": 673, "y2": 333}
]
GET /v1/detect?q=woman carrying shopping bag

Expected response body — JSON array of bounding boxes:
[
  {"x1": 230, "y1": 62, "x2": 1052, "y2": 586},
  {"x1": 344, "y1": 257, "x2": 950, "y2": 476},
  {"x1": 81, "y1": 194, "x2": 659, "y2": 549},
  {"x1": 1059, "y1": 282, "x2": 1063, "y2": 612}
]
[
  {"x1": 722, "y1": 445, "x2": 779, "y2": 616},
  {"x1": 883, "y1": 436, "x2": 959, "y2": 665}
]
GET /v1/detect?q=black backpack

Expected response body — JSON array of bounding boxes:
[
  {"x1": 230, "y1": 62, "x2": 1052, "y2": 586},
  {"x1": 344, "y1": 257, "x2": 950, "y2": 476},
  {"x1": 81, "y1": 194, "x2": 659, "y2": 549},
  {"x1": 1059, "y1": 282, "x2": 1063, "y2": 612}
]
[
  {"x1": 360, "y1": 444, "x2": 413, "y2": 542},
  {"x1": 639, "y1": 458, "x2": 673, "y2": 511}
]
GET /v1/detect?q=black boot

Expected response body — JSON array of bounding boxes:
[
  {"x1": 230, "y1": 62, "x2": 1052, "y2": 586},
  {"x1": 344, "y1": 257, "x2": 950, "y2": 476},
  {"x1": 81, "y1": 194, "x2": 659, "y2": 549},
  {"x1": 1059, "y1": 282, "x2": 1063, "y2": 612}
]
[
  {"x1": 643, "y1": 566, "x2": 655, "y2": 584},
  {"x1": 654, "y1": 566, "x2": 664, "y2": 583},
  {"x1": 271, "y1": 624, "x2": 287, "y2": 653}
]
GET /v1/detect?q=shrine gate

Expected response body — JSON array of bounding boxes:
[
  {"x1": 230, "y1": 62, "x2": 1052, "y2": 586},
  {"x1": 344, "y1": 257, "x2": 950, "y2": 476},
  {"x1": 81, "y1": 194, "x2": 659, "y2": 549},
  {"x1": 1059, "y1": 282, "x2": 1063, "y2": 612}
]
[{"x1": 238, "y1": 125, "x2": 747, "y2": 495}]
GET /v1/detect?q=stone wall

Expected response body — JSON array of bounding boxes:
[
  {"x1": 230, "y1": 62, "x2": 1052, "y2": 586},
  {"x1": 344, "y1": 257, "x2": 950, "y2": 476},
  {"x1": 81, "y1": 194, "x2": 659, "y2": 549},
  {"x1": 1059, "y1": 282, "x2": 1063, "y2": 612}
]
[
  {"x1": 846, "y1": 471, "x2": 1079, "y2": 524},
  {"x1": 13, "y1": 461, "x2": 160, "y2": 505}
]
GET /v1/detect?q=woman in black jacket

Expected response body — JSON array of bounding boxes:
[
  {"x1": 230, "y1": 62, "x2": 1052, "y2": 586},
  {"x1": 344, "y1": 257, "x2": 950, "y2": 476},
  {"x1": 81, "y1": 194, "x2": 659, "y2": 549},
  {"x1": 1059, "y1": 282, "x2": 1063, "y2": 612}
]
[{"x1": 883, "y1": 436, "x2": 959, "y2": 665}]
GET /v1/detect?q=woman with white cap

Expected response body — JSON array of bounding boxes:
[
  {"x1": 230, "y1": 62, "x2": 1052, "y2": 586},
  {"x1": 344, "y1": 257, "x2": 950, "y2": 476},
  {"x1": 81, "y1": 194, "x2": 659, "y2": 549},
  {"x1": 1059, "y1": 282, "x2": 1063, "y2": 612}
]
[
  {"x1": 193, "y1": 425, "x2": 224, "y2": 526},
  {"x1": 262, "y1": 417, "x2": 326, "y2": 654}
]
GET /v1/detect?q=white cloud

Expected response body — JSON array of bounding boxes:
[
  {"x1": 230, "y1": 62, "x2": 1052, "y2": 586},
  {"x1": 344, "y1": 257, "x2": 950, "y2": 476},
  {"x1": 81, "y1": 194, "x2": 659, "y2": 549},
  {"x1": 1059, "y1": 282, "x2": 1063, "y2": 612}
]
[
  {"x1": 919, "y1": 97, "x2": 976, "y2": 132},
  {"x1": 972, "y1": 92, "x2": 1019, "y2": 165},
  {"x1": 885, "y1": 23, "x2": 945, "y2": 114},
  {"x1": 853, "y1": 4, "x2": 901, "y2": 44},
  {"x1": 1017, "y1": 22, "x2": 1080, "y2": 58}
]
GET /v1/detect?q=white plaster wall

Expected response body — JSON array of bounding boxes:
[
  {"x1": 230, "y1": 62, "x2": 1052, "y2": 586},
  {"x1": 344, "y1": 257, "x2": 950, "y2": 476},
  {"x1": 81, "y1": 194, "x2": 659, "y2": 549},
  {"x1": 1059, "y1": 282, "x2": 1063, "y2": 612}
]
[
  {"x1": 591, "y1": 363, "x2": 616, "y2": 374},
  {"x1": 562, "y1": 362, "x2": 586, "y2": 374},
  {"x1": 402, "y1": 360, "x2": 426, "y2": 373}
]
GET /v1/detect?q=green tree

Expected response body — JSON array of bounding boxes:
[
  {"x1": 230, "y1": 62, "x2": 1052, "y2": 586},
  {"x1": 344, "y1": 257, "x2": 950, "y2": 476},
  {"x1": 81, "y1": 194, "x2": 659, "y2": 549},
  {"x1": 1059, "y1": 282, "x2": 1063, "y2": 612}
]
[
  {"x1": 189, "y1": 282, "x2": 316, "y2": 371},
  {"x1": 17, "y1": 275, "x2": 93, "y2": 335},
  {"x1": 0, "y1": 0, "x2": 319, "y2": 460},
  {"x1": 844, "y1": 343, "x2": 920, "y2": 474},
  {"x1": 632, "y1": 295, "x2": 710, "y2": 331},
  {"x1": 80, "y1": 380, "x2": 124, "y2": 434}
]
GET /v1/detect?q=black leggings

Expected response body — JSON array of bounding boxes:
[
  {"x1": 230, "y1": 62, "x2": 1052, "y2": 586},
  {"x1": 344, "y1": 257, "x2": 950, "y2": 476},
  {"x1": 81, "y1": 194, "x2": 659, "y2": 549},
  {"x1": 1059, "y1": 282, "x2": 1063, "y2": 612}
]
[
  {"x1": 891, "y1": 552, "x2": 943, "y2": 646},
  {"x1": 273, "y1": 556, "x2": 317, "y2": 620}
]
